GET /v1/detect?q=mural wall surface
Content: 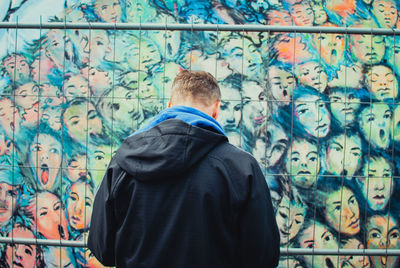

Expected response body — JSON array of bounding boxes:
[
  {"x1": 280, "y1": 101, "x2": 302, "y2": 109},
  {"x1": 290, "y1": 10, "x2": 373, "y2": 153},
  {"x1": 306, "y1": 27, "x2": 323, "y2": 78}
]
[{"x1": 1, "y1": 0, "x2": 400, "y2": 267}]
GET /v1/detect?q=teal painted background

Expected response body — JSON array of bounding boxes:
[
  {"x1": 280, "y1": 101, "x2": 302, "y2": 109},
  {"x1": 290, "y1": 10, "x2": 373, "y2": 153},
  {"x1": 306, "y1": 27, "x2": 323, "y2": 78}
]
[{"x1": 0, "y1": 0, "x2": 400, "y2": 267}]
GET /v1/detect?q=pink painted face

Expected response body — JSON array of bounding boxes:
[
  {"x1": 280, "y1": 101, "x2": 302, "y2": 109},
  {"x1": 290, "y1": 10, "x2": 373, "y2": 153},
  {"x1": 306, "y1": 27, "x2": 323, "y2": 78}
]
[
  {"x1": 15, "y1": 82, "x2": 40, "y2": 109},
  {"x1": 0, "y1": 183, "x2": 18, "y2": 227},
  {"x1": 289, "y1": 2, "x2": 314, "y2": 26},
  {"x1": 5, "y1": 226, "x2": 38, "y2": 268},
  {"x1": 78, "y1": 30, "x2": 111, "y2": 67},
  {"x1": 274, "y1": 34, "x2": 312, "y2": 64},
  {"x1": 22, "y1": 102, "x2": 41, "y2": 127},
  {"x1": 266, "y1": 9, "x2": 293, "y2": 25},
  {"x1": 0, "y1": 98, "x2": 22, "y2": 138},
  {"x1": 31, "y1": 54, "x2": 55, "y2": 83},
  {"x1": 67, "y1": 154, "x2": 87, "y2": 182},
  {"x1": 80, "y1": 66, "x2": 111, "y2": 97},
  {"x1": 67, "y1": 181, "x2": 94, "y2": 230},
  {"x1": 2, "y1": 54, "x2": 30, "y2": 82},
  {"x1": 31, "y1": 191, "x2": 69, "y2": 240},
  {"x1": 29, "y1": 133, "x2": 62, "y2": 190}
]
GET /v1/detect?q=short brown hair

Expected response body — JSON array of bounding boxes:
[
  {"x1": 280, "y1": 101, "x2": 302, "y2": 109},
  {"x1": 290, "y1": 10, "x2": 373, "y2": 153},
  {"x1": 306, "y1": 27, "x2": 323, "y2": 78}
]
[{"x1": 170, "y1": 70, "x2": 221, "y2": 106}]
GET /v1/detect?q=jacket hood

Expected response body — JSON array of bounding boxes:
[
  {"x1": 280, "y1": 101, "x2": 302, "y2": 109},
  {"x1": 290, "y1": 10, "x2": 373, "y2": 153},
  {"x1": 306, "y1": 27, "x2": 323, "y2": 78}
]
[{"x1": 115, "y1": 119, "x2": 227, "y2": 182}]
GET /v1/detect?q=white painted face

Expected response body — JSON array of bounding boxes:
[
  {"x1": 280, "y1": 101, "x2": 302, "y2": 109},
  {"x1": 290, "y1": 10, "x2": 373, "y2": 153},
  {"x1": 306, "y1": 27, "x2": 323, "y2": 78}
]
[
  {"x1": 299, "y1": 221, "x2": 339, "y2": 268},
  {"x1": 359, "y1": 103, "x2": 392, "y2": 149},
  {"x1": 360, "y1": 156, "x2": 393, "y2": 211}
]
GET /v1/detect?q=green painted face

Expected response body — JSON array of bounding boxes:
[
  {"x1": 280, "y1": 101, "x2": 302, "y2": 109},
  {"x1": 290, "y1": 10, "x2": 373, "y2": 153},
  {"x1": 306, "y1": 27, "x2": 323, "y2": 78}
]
[{"x1": 325, "y1": 187, "x2": 360, "y2": 235}]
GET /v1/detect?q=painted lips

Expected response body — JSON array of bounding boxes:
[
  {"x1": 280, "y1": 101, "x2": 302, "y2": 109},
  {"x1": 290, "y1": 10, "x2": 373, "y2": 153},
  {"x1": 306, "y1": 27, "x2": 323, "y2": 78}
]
[{"x1": 40, "y1": 164, "x2": 49, "y2": 185}]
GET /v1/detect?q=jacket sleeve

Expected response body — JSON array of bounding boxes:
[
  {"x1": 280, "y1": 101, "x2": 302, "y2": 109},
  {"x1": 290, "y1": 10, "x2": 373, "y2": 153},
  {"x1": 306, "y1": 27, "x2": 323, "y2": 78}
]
[
  {"x1": 238, "y1": 162, "x2": 280, "y2": 268},
  {"x1": 88, "y1": 161, "x2": 119, "y2": 267}
]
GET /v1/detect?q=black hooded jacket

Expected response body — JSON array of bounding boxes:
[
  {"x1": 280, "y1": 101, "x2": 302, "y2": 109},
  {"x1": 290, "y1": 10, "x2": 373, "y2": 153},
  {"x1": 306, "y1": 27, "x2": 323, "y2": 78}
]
[{"x1": 88, "y1": 119, "x2": 280, "y2": 268}]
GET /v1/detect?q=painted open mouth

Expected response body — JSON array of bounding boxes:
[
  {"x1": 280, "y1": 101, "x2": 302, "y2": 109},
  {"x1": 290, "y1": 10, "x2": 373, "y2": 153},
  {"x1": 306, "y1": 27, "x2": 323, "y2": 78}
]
[
  {"x1": 373, "y1": 194, "x2": 385, "y2": 200},
  {"x1": 316, "y1": 123, "x2": 327, "y2": 132},
  {"x1": 58, "y1": 224, "x2": 66, "y2": 239},
  {"x1": 13, "y1": 261, "x2": 23, "y2": 267},
  {"x1": 379, "y1": 129, "x2": 386, "y2": 140},
  {"x1": 348, "y1": 218, "x2": 359, "y2": 228},
  {"x1": 331, "y1": 49, "x2": 337, "y2": 58},
  {"x1": 40, "y1": 164, "x2": 49, "y2": 185},
  {"x1": 298, "y1": 170, "x2": 311, "y2": 175},
  {"x1": 326, "y1": 257, "x2": 334, "y2": 268}
]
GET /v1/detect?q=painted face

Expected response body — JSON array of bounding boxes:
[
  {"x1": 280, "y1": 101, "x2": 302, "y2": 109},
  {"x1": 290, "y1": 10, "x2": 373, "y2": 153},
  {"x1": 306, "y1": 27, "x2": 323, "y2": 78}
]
[
  {"x1": 222, "y1": 37, "x2": 263, "y2": 80},
  {"x1": 186, "y1": 51, "x2": 232, "y2": 82},
  {"x1": 289, "y1": 2, "x2": 314, "y2": 26},
  {"x1": 275, "y1": 194, "x2": 305, "y2": 244},
  {"x1": 296, "y1": 61, "x2": 328, "y2": 93},
  {"x1": 29, "y1": 134, "x2": 62, "y2": 190},
  {"x1": 325, "y1": 133, "x2": 362, "y2": 177},
  {"x1": 44, "y1": 246, "x2": 75, "y2": 268},
  {"x1": 0, "y1": 183, "x2": 17, "y2": 227},
  {"x1": 125, "y1": 0, "x2": 157, "y2": 23},
  {"x1": 365, "y1": 65, "x2": 398, "y2": 101},
  {"x1": 314, "y1": 32, "x2": 345, "y2": 67},
  {"x1": 299, "y1": 221, "x2": 339, "y2": 268},
  {"x1": 366, "y1": 214, "x2": 400, "y2": 268},
  {"x1": 81, "y1": 66, "x2": 111, "y2": 98},
  {"x1": 325, "y1": 187, "x2": 360, "y2": 235},
  {"x1": 97, "y1": 85, "x2": 144, "y2": 132},
  {"x1": 388, "y1": 41, "x2": 400, "y2": 76},
  {"x1": 394, "y1": 105, "x2": 400, "y2": 142},
  {"x1": 0, "y1": 98, "x2": 22, "y2": 137},
  {"x1": 266, "y1": 9, "x2": 293, "y2": 25},
  {"x1": 5, "y1": 226, "x2": 37, "y2": 268},
  {"x1": 44, "y1": 29, "x2": 74, "y2": 69},
  {"x1": 312, "y1": 4, "x2": 328, "y2": 25},
  {"x1": 267, "y1": 65, "x2": 296, "y2": 104},
  {"x1": 295, "y1": 94, "x2": 331, "y2": 138},
  {"x1": 242, "y1": 81, "x2": 268, "y2": 129},
  {"x1": 254, "y1": 122, "x2": 288, "y2": 168},
  {"x1": 341, "y1": 238, "x2": 371, "y2": 268},
  {"x1": 15, "y1": 82, "x2": 39, "y2": 109},
  {"x1": 94, "y1": 0, "x2": 122, "y2": 22},
  {"x1": 63, "y1": 75, "x2": 90, "y2": 101},
  {"x1": 372, "y1": 0, "x2": 398, "y2": 28},
  {"x1": 219, "y1": 84, "x2": 241, "y2": 132},
  {"x1": 88, "y1": 144, "x2": 115, "y2": 186},
  {"x1": 286, "y1": 139, "x2": 320, "y2": 188},
  {"x1": 33, "y1": 192, "x2": 69, "y2": 240},
  {"x1": 152, "y1": 27, "x2": 181, "y2": 59},
  {"x1": 274, "y1": 34, "x2": 312, "y2": 64},
  {"x1": 67, "y1": 181, "x2": 93, "y2": 230},
  {"x1": 64, "y1": 101, "x2": 103, "y2": 143},
  {"x1": 2, "y1": 54, "x2": 30, "y2": 82},
  {"x1": 79, "y1": 30, "x2": 111, "y2": 67},
  {"x1": 40, "y1": 83, "x2": 64, "y2": 107},
  {"x1": 359, "y1": 103, "x2": 392, "y2": 149},
  {"x1": 350, "y1": 34, "x2": 385, "y2": 65},
  {"x1": 67, "y1": 154, "x2": 87, "y2": 182},
  {"x1": 329, "y1": 89, "x2": 360, "y2": 126},
  {"x1": 361, "y1": 157, "x2": 393, "y2": 211},
  {"x1": 22, "y1": 102, "x2": 41, "y2": 128},
  {"x1": 41, "y1": 106, "x2": 62, "y2": 131},
  {"x1": 127, "y1": 39, "x2": 161, "y2": 71},
  {"x1": 31, "y1": 54, "x2": 55, "y2": 83},
  {"x1": 325, "y1": 0, "x2": 356, "y2": 16}
]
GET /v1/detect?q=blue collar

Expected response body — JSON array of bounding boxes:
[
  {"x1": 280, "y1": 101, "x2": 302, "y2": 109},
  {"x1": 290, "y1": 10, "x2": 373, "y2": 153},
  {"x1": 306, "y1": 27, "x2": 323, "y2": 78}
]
[{"x1": 131, "y1": 106, "x2": 226, "y2": 136}]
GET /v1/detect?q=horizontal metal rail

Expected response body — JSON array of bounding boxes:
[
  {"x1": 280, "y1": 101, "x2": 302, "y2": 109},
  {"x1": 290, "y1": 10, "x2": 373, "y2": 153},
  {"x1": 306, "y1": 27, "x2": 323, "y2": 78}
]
[
  {"x1": 0, "y1": 22, "x2": 399, "y2": 35},
  {"x1": 0, "y1": 237, "x2": 400, "y2": 256}
]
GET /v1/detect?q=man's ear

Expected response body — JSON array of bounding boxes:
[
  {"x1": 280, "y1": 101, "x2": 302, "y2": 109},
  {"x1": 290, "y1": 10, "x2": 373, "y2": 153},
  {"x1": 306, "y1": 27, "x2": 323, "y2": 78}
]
[{"x1": 212, "y1": 101, "x2": 221, "y2": 120}]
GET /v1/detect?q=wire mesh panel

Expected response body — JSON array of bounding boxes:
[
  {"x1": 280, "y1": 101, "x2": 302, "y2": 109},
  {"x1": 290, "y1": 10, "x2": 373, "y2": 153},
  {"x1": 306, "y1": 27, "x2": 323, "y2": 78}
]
[{"x1": 0, "y1": 0, "x2": 400, "y2": 267}]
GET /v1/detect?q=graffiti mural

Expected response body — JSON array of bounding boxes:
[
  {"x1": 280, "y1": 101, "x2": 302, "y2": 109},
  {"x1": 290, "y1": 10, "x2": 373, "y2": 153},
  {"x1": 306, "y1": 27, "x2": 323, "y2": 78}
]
[{"x1": 0, "y1": 0, "x2": 400, "y2": 267}]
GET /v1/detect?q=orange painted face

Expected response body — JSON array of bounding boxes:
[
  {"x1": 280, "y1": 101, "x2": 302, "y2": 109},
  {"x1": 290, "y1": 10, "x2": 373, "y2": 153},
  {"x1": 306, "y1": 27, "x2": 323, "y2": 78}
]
[
  {"x1": 0, "y1": 183, "x2": 18, "y2": 227},
  {"x1": 67, "y1": 181, "x2": 94, "y2": 230},
  {"x1": 5, "y1": 226, "x2": 38, "y2": 268},
  {"x1": 33, "y1": 192, "x2": 69, "y2": 240},
  {"x1": 367, "y1": 214, "x2": 400, "y2": 268}
]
